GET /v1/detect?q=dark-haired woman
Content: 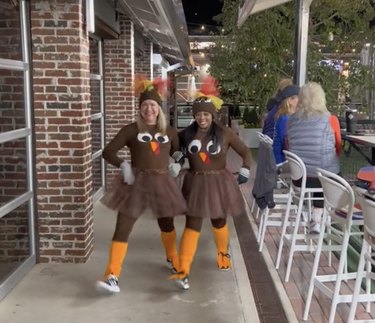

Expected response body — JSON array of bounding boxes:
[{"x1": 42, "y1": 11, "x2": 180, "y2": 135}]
[{"x1": 172, "y1": 83, "x2": 252, "y2": 290}]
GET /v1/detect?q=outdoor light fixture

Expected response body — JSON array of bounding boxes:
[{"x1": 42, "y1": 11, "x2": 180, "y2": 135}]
[{"x1": 86, "y1": 0, "x2": 95, "y2": 33}]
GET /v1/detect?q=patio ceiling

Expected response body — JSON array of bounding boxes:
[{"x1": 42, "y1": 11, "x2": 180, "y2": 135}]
[
  {"x1": 238, "y1": 0, "x2": 292, "y2": 26},
  {"x1": 118, "y1": 0, "x2": 194, "y2": 68}
]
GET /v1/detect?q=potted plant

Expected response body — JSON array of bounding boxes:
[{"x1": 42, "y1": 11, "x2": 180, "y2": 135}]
[
  {"x1": 240, "y1": 106, "x2": 262, "y2": 148},
  {"x1": 229, "y1": 104, "x2": 243, "y2": 134}
]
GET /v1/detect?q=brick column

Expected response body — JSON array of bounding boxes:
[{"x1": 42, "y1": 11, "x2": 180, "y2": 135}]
[
  {"x1": 135, "y1": 38, "x2": 152, "y2": 77},
  {"x1": 104, "y1": 15, "x2": 135, "y2": 182},
  {"x1": 31, "y1": 0, "x2": 93, "y2": 263}
]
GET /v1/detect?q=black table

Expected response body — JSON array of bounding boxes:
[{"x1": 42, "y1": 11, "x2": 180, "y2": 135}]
[{"x1": 342, "y1": 133, "x2": 375, "y2": 165}]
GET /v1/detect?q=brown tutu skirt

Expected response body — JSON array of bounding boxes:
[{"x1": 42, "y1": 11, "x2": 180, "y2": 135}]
[
  {"x1": 101, "y1": 169, "x2": 187, "y2": 219},
  {"x1": 182, "y1": 169, "x2": 245, "y2": 219}
]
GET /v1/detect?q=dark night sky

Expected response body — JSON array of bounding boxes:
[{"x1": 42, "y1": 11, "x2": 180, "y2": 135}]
[{"x1": 182, "y1": 0, "x2": 223, "y2": 27}]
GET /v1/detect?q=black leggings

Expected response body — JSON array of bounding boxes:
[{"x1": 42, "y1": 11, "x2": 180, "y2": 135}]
[
  {"x1": 292, "y1": 177, "x2": 324, "y2": 208},
  {"x1": 112, "y1": 212, "x2": 175, "y2": 242},
  {"x1": 185, "y1": 215, "x2": 227, "y2": 232}
]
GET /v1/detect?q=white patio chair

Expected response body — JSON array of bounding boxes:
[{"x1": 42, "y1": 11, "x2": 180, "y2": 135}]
[
  {"x1": 275, "y1": 150, "x2": 324, "y2": 282},
  {"x1": 253, "y1": 133, "x2": 295, "y2": 252},
  {"x1": 303, "y1": 169, "x2": 364, "y2": 323},
  {"x1": 347, "y1": 193, "x2": 375, "y2": 323}
]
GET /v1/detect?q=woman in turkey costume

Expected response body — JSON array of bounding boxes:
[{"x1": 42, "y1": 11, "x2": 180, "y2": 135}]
[
  {"x1": 171, "y1": 77, "x2": 252, "y2": 290},
  {"x1": 96, "y1": 76, "x2": 187, "y2": 293}
]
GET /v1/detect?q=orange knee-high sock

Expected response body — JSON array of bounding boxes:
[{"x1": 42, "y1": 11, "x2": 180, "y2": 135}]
[
  {"x1": 179, "y1": 228, "x2": 200, "y2": 276},
  {"x1": 213, "y1": 224, "x2": 231, "y2": 269},
  {"x1": 161, "y1": 230, "x2": 178, "y2": 268},
  {"x1": 104, "y1": 241, "x2": 128, "y2": 277},
  {"x1": 213, "y1": 224, "x2": 229, "y2": 254}
]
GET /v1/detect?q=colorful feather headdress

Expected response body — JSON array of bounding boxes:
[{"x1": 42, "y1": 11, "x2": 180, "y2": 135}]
[
  {"x1": 192, "y1": 76, "x2": 223, "y2": 114},
  {"x1": 134, "y1": 74, "x2": 169, "y2": 106}
]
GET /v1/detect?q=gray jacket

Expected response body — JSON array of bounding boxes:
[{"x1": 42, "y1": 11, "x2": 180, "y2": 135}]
[{"x1": 252, "y1": 140, "x2": 278, "y2": 209}]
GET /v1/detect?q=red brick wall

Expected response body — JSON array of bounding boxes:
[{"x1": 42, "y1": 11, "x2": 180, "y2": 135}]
[
  {"x1": 103, "y1": 15, "x2": 135, "y2": 182},
  {"x1": 31, "y1": 0, "x2": 93, "y2": 263},
  {"x1": 135, "y1": 38, "x2": 151, "y2": 77}
]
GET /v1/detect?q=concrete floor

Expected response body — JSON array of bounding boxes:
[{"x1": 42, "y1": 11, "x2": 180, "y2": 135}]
[{"x1": 0, "y1": 202, "x2": 260, "y2": 323}]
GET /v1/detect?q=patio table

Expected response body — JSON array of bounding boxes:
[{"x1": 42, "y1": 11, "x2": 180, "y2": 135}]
[{"x1": 342, "y1": 133, "x2": 375, "y2": 165}]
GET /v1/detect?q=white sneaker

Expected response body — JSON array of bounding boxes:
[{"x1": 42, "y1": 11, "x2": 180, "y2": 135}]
[
  {"x1": 309, "y1": 221, "x2": 321, "y2": 234},
  {"x1": 174, "y1": 275, "x2": 190, "y2": 290},
  {"x1": 96, "y1": 274, "x2": 120, "y2": 293},
  {"x1": 301, "y1": 211, "x2": 309, "y2": 223},
  {"x1": 167, "y1": 258, "x2": 177, "y2": 273}
]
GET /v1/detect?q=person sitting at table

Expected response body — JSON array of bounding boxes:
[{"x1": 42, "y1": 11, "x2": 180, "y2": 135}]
[
  {"x1": 287, "y1": 82, "x2": 341, "y2": 234},
  {"x1": 272, "y1": 84, "x2": 300, "y2": 164}
]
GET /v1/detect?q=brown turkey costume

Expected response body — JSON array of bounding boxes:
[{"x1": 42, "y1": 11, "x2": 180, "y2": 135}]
[
  {"x1": 171, "y1": 77, "x2": 252, "y2": 290},
  {"x1": 97, "y1": 77, "x2": 187, "y2": 293}
]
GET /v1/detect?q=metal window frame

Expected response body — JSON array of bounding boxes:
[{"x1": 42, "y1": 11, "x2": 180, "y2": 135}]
[
  {"x1": 0, "y1": 0, "x2": 36, "y2": 302},
  {"x1": 89, "y1": 36, "x2": 105, "y2": 203}
]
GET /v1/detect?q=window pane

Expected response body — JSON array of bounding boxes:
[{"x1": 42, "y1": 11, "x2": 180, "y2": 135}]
[
  {"x1": 90, "y1": 79, "x2": 101, "y2": 115},
  {"x1": 0, "y1": 138, "x2": 28, "y2": 208},
  {"x1": 0, "y1": 69, "x2": 26, "y2": 132},
  {"x1": 92, "y1": 156, "x2": 102, "y2": 195},
  {"x1": 0, "y1": 202, "x2": 31, "y2": 282},
  {"x1": 89, "y1": 38, "x2": 99, "y2": 75},
  {"x1": 0, "y1": 0, "x2": 22, "y2": 60},
  {"x1": 91, "y1": 117, "x2": 102, "y2": 154}
]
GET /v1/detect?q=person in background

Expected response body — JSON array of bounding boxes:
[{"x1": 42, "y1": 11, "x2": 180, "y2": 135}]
[
  {"x1": 96, "y1": 76, "x2": 187, "y2": 293},
  {"x1": 171, "y1": 77, "x2": 252, "y2": 290},
  {"x1": 272, "y1": 85, "x2": 300, "y2": 164},
  {"x1": 262, "y1": 78, "x2": 293, "y2": 138},
  {"x1": 287, "y1": 82, "x2": 341, "y2": 234}
]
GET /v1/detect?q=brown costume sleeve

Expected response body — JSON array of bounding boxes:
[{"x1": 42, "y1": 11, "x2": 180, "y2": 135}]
[
  {"x1": 102, "y1": 124, "x2": 132, "y2": 168},
  {"x1": 226, "y1": 127, "x2": 252, "y2": 169}
]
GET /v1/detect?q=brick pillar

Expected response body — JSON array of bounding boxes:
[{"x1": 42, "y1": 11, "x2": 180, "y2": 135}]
[
  {"x1": 31, "y1": 0, "x2": 93, "y2": 263},
  {"x1": 135, "y1": 38, "x2": 152, "y2": 78},
  {"x1": 104, "y1": 15, "x2": 135, "y2": 182}
]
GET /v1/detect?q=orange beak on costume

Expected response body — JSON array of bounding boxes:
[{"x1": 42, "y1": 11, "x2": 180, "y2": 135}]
[
  {"x1": 199, "y1": 152, "x2": 210, "y2": 164},
  {"x1": 150, "y1": 141, "x2": 160, "y2": 155}
]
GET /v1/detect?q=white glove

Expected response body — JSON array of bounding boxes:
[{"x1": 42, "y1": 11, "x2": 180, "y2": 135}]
[
  {"x1": 237, "y1": 167, "x2": 250, "y2": 184},
  {"x1": 120, "y1": 161, "x2": 135, "y2": 185},
  {"x1": 168, "y1": 163, "x2": 181, "y2": 178},
  {"x1": 171, "y1": 151, "x2": 185, "y2": 165}
]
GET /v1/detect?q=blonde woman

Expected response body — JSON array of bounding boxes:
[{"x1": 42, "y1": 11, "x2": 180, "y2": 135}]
[
  {"x1": 287, "y1": 82, "x2": 341, "y2": 233},
  {"x1": 96, "y1": 78, "x2": 187, "y2": 293},
  {"x1": 262, "y1": 78, "x2": 293, "y2": 138},
  {"x1": 272, "y1": 85, "x2": 300, "y2": 164}
]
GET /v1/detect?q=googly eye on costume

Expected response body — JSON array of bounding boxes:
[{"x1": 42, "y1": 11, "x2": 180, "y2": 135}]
[
  {"x1": 137, "y1": 132, "x2": 153, "y2": 142},
  {"x1": 188, "y1": 139, "x2": 202, "y2": 154},
  {"x1": 154, "y1": 132, "x2": 169, "y2": 143},
  {"x1": 206, "y1": 140, "x2": 221, "y2": 155}
]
